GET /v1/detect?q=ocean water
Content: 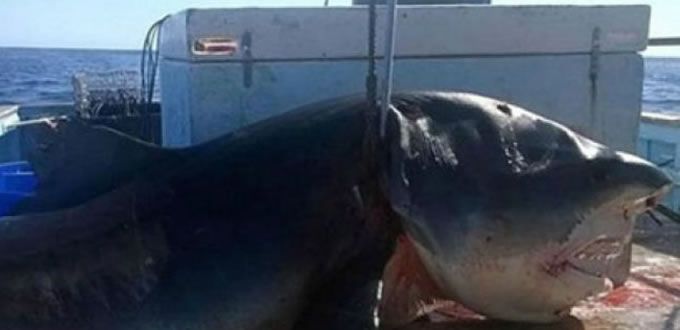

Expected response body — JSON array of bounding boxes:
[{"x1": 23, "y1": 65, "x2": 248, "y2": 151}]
[
  {"x1": 0, "y1": 48, "x2": 140, "y2": 105},
  {"x1": 0, "y1": 47, "x2": 679, "y2": 113},
  {"x1": 644, "y1": 58, "x2": 680, "y2": 113}
]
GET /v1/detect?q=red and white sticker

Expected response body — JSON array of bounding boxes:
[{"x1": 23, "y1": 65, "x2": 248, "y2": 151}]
[{"x1": 193, "y1": 37, "x2": 239, "y2": 56}]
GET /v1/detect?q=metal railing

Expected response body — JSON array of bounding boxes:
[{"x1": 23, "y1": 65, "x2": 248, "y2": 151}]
[
  {"x1": 648, "y1": 37, "x2": 680, "y2": 47},
  {"x1": 644, "y1": 36, "x2": 680, "y2": 221}
]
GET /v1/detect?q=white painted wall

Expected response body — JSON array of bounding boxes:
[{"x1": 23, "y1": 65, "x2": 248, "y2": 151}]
[{"x1": 159, "y1": 5, "x2": 650, "y2": 150}]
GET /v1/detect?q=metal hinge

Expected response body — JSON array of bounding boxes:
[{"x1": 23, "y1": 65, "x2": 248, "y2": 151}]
[
  {"x1": 589, "y1": 27, "x2": 601, "y2": 84},
  {"x1": 242, "y1": 31, "x2": 253, "y2": 89}
]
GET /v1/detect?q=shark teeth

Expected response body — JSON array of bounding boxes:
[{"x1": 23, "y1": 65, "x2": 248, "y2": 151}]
[
  {"x1": 573, "y1": 237, "x2": 623, "y2": 260},
  {"x1": 573, "y1": 238, "x2": 623, "y2": 263},
  {"x1": 558, "y1": 236, "x2": 626, "y2": 279}
]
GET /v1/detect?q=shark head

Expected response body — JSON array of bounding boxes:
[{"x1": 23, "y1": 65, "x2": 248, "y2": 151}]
[{"x1": 384, "y1": 92, "x2": 672, "y2": 322}]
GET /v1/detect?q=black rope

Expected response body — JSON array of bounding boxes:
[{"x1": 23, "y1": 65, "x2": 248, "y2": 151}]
[
  {"x1": 366, "y1": 0, "x2": 378, "y2": 111},
  {"x1": 140, "y1": 15, "x2": 169, "y2": 142},
  {"x1": 646, "y1": 210, "x2": 664, "y2": 226},
  {"x1": 360, "y1": 0, "x2": 383, "y2": 201},
  {"x1": 654, "y1": 204, "x2": 680, "y2": 225},
  {"x1": 141, "y1": 16, "x2": 169, "y2": 107},
  {"x1": 358, "y1": 0, "x2": 381, "y2": 177},
  {"x1": 361, "y1": 0, "x2": 381, "y2": 170},
  {"x1": 362, "y1": 0, "x2": 381, "y2": 170}
]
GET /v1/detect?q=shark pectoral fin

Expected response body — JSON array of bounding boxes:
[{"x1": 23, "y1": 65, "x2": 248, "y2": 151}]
[{"x1": 379, "y1": 235, "x2": 450, "y2": 327}]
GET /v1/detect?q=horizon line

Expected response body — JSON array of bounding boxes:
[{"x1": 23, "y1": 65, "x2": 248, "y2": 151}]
[
  {"x1": 0, "y1": 45, "x2": 141, "y2": 52},
  {"x1": 0, "y1": 45, "x2": 678, "y2": 59}
]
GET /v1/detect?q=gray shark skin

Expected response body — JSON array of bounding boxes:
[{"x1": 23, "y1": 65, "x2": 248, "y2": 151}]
[{"x1": 0, "y1": 92, "x2": 670, "y2": 330}]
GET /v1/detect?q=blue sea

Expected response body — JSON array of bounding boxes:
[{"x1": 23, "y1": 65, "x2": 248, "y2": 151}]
[
  {"x1": 0, "y1": 48, "x2": 141, "y2": 105},
  {"x1": 644, "y1": 57, "x2": 680, "y2": 113},
  {"x1": 0, "y1": 47, "x2": 679, "y2": 113}
]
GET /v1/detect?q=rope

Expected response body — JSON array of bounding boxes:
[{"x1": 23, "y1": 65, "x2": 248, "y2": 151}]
[
  {"x1": 140, "y1": 15, "x2": 169, "y2": 107},
  {"x1": 361, "y1": 0, "x2": 380, "y2": 173},
  {"x1": 140, "y1": 15, "x2": 169, "y2": 142},
  {"x1": 654, "y1": 204, "x2": 680, "y2": 225},
  {"x1": 362, "y1": 0, "x2": 380, "y2": 170},
  {"x1": 366, "y1": 0, "x2": 379, "y2": 111},
  {"x1": 359, "y1": 0, "x2": 381, "y2": 193}
]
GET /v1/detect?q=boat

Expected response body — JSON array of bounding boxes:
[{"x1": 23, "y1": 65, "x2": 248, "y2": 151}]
[
  {"x1": 639, "y1": 112, "x2": 680, "y2": 209},
  {"x1": 0, "y1": 1, "x2": 678, "y2": 328}
]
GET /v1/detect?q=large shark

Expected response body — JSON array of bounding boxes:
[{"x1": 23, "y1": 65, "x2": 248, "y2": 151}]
[{"x1": 0, "y1": 92, "x2": 670, "y2": 329}]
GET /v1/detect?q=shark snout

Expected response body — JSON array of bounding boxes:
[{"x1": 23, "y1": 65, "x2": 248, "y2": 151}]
[{"x1": 613, "y1": 151, "x2": 673, "y2": 198}]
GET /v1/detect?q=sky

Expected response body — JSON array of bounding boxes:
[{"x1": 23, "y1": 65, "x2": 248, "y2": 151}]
[{"x1": 0, "y1": 0, "x2": 677, "y2": 57}]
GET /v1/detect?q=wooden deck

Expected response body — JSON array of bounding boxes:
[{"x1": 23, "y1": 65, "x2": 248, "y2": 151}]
[{"x1": 397, "y1": 217, "x2": 680, "y2": 330}]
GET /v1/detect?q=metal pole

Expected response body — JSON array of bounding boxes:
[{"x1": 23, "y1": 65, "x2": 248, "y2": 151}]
[{"x1": 380, "y1": 0, "x2": 398, "y2": 138}]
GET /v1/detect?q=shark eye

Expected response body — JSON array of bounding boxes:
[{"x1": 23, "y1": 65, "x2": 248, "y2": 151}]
[{"x1": 645, "y1": 196, "x2": 658, "y2": 208}]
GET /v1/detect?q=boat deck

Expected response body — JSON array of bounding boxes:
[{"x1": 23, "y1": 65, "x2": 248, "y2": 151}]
[{"x1": 398, "y1": 217, "x2": 680, "y2": 330}]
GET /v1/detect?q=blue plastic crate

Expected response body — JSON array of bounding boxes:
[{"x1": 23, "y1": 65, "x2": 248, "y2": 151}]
[
  {"x1": 0, "y1": 161, "x2": 36, "y2": 216},
  {"x1": 0, "y1": 191, "x2": 32, "y2": 216},
  {"x1": 1, "y1": 172, "x2": 37, "y2": 194},
  {"x1": 0, "y1": 161, "x2": 32, "y2": 174}
]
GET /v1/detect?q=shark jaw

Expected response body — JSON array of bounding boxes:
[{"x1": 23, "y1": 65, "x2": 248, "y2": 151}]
[{"x1": 393, "y1": 184, "x2": 672, "y2": 324}]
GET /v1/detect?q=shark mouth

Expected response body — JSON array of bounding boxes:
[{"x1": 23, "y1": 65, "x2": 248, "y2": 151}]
[
  {"x1": 549, "y1": 186, "x2": 670, "y2": 280},
  {"x1": 566, "y1": 237, "x2": 625, "y2": 278},
  {"x1": 543, "y1": 237, "x2": 625, "y2": 280}
]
